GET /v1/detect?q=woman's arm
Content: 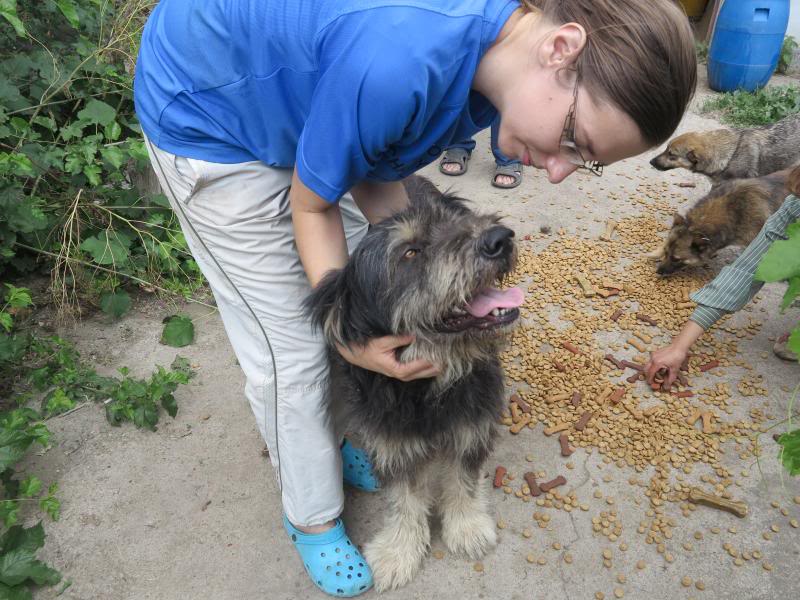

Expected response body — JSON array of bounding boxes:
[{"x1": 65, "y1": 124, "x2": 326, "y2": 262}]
[
  {"x1": 290, "y1": 170, "x2": 439, "y2": 380},
  {"x1": 350, "y1": 180, "x2": 409, "y2": 224},
  {"x1": 645, "y1": 320, "x2": 704, "y2": 389},
  {"x1": 646, "y1": 195, "x2": 800, "y2": 388}
]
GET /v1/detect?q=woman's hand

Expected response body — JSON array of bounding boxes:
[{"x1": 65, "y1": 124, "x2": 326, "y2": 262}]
[
  {"x1": 645, "y1": 344, "x2": 689, "y2": 390},
  {"x1": 645, "y1": 320, "x2": 705, "y2": 390},
  {"x1": 336, "y1": 334, "x2": 441, "y2": 381}
]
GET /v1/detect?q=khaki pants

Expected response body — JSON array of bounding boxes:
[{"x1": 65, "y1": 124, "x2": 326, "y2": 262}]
[{"x1": 144, "y1": 138, "x2": 369, "y2": 526}]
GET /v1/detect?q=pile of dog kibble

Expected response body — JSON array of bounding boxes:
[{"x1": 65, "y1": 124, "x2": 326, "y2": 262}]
[{"x1": 488, "y1": 175, "x2": 798, "y2": 598}]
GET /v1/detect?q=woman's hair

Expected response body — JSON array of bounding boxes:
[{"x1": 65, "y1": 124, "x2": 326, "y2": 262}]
[{"x1": 522, "y1": 0, "x2": 697, "y2": 147}]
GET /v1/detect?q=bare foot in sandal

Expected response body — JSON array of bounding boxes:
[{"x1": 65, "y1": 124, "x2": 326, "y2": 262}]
[
  {"x1": 492, "y1": 162, "x2": 523, "y2": 189},
  {"x1": 439, "y1": 147, "x2": 471, "y2": 176}
]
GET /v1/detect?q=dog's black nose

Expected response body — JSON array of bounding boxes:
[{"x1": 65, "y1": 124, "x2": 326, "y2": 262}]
[
  {"x1": 656, "y1": 262, "x2": 677, "y2": 276},
  {"x1": 480, "y1": 226, "x2": 514, "y2": 259}
]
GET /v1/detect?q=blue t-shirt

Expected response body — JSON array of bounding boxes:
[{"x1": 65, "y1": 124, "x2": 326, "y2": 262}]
[{"x1": 134, "y1": 0, "x2": 518, "y2": 202}]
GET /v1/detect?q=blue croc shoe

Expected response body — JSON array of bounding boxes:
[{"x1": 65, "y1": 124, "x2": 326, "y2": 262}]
[
  {"x1": 340, "y1": 439, "x2": 380, "y2": 492},
  {"x1": 283, "y1": 515, "x2": 373, "y2": 597}
]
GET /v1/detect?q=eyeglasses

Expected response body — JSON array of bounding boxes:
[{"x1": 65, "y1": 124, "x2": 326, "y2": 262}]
[{"x1": 560, "y1": 82, "x2": 604, "y2": 177}]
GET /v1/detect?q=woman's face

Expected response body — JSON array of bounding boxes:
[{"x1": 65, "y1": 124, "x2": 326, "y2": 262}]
[
  {"x1": 495, "y1": 72, "x2": 649, "y2": 183},
  {"x1": 483, "y1": 13, "x2": 650, "y2": 183}
]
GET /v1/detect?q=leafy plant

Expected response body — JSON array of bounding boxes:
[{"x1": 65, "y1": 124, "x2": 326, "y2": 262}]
[
  {"x1": 160, "y1": 314, "x2": 194, "y2": 348},
  {"x1": 0, "y1": 305, "x2": 192, "y2": 595},
  {"x1": 702, "y1": 85, "x2": 800, "y2": 127},
  {"x1": 0, "y1": 0, "x2": 204, "y2": 321},
  {"x1": 695, "y1": 41, "x2": 708, "y2": 64},
  {"x1": 755, "y1": 219, "x2": 800, "y2": 475},
  {"x1": 777, "y1": 35, "x2": 798, "y2": 75}
]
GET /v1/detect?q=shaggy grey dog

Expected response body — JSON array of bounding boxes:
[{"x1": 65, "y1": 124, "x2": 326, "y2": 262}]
[{"x1": 305, "y1": 176, "x2": 523, "y2": 591}]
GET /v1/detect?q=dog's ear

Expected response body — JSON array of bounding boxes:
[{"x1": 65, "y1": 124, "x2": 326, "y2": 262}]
[
  {"x1": 789, "y1": 165, "x2": 800, "y2": 196},
  {"x1": 672, "y1": 212, "x2": 686, "y2": 227},
  {"x1": 303, "y1": 269, "x2": 348, "y2": 347},
  {"x1": 686, "y1": 146, "x2": 715, "y2": 173},
  {"x1": 688, "y1": 230, "x2": 713, "y2": 255}
]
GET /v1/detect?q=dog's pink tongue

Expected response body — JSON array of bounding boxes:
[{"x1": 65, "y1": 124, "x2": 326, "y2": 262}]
[{"x1": 465, "y1": 287, "x2": 525, "y2": 318}]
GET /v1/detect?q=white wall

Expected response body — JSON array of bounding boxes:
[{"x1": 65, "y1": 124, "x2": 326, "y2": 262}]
[{"x1": 788, "y1": 0, "x2": 800, "y2": 38}]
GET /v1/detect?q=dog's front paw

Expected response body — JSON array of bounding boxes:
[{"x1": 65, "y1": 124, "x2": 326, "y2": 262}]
[
  {"x1": 441, "y1": 508, "x2": 497, "y2": 560},
  {"x1": 364, "y1": 529, "x2": 427, "y2": 592}
]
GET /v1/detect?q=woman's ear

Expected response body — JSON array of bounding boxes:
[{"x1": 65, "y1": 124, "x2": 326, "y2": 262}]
[{"x1": 541, "y1": 22, "x2": 587, "y2": 69}]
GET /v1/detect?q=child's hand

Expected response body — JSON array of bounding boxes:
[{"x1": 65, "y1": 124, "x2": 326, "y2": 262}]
[
  {"x1": 336, "y1": 334, "x2": 441, "y2": 381},
  {"x1": 645, "y1": 344, "x2": 688, "y2": 390}
]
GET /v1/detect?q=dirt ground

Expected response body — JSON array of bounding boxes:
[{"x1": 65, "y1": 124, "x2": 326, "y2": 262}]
[{"x1": 27, "y1": 69, "x2": 800, "y2": 600}]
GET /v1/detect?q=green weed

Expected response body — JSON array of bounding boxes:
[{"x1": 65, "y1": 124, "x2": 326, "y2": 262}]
[
  {"x1": 702, "y1": 85, "x2": 800, "y2": 127},
  {"x1": 755, "y1": 219, "x2": 800, "y2": 475},
  {"x1": 0, "y1": 280, "x2": 193, "y2": 596},
  {"x1": 1, "y1": 0, "x2": 204, "y2": 322},
  {"x1": 777, "y1": 35, "x2": 798, "y2": 75}
]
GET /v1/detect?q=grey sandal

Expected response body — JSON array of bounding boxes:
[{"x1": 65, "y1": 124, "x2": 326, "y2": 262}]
[
  {"x1": 439, "y1": 147, "x2": 471, "y2": 176},
  {"x1": 492, "y1": 162, "x2": 523, "y2": 189}
]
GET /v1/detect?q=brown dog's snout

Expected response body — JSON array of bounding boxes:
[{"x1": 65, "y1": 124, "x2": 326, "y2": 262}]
[
  {"x1": 480, "y1": 226, "x2": 514, "y2": 259},
  {"x1": 650, "y1": 155, "x2": 668, "y2": 170},
  {"x1": 656, "y1": 260, "x2": 682, "y2": 276}
]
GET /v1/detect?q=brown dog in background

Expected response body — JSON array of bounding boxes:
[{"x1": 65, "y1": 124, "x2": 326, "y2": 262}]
[
  {"x1": 649, "y1": 114, "x2": 800, "y2": 182},
  {"x1": 649, "y1": 168, "x2": 792, "y2": 275}
]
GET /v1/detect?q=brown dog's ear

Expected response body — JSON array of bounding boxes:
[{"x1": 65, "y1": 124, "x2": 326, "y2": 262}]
[
  {"x1": 788, "y1": 165, "x2": 800, "y2": 196},
  {"x1": 689, "y1": 231, "x2": 712, "y2": 254},
  {"x1": 672, "y1": 212, "x2": 686, "y2": 227}
]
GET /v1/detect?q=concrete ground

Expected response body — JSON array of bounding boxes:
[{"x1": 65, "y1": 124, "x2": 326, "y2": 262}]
[{"x1": 28, "y1": 70, "x2": 800, "y2": 600}]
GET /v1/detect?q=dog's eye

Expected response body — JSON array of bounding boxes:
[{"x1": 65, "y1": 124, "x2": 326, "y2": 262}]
[{"x1": 403, "y1": 248, "x2": 419, "y2": 260}]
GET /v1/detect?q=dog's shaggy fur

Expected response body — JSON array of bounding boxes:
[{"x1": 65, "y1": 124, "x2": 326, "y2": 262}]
[
  {"x1": 304, "y1": 176, "x2": 520, "y2": 591},
  {"x1": 648, "y1": 169, "x2": 791, "y2": 275},
  {"x1": 649, "y1": 114, "x2": 800, "y2": 182}
]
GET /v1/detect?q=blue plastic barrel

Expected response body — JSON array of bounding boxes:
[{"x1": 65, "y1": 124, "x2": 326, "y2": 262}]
[{"x1": 707, "y1": 0, "x2": 790, "y2": 92}]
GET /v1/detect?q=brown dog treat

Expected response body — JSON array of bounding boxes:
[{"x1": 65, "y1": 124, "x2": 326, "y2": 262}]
[
  {"x1": 563, "y1": 341, "x2": 583, "y2": 355},
  {"x1": 597, "y1": 288, "x2": 620, "y2": 299},
  {"x1": 574, "y1": 411, "x2": 595, "y2": 431},
  {"x1": 621, "y1": 360, "x2": 644, "y2": 372},
  {"x1": 553, "y1": 360, "x2": 566, "y2": 372},
  {"x1": 574, "y1": 274, "x2": 596, "y2": 297},
  {"x1": 627, "y1": 337, "x2": 647, "y2": 353},
  {"x1": 493, "y1": 466, "x2": 507, "y2": 488},
  {"x1": 544, "y1": 422, "x2": 571, "y2": 436},
  {"x1": 626, "y1": 373, "x2": 641, "y2": 384},
  {"x1": 688, "y1": 487, "x2": 748, "y2": 518},
  {"x1": 673, "y1": 390, "x2": 694, "y2": 398},
  {"x1": 605, "y1": 354, "x2": 625, "y2": 370},
  {"x1": 559, "y1": 433, "x2": 574, "y2": 457},
  {"x1": 699, "y1": 360, "x2": 720, "y2": 372},
  {"x1": 610, "y1": 309, "x2": 624, "y2": 322},
  {"x1": 570, "y1": 391, "x2": 582, "y2": 408},
  {"x1": 686, "y1": 408, "x2": 703, "y2": 427},
  {"x1": 600, "y1": 220, "x2": 618, "y2": 241},
  {"x1": 524, "y1": 472, "x2": 542, "y2": 497},
  {"x1": 701, "y1": 411, "x2": 716, "y2": 434},
  {"x1": 636, "y1": 313, "x2": 658, "y2": 326},
  {"x1": 539, "y1": 476, "x2": 567, "y2": 493},
  {"x1": 512, "y1": 393, "x2": 532, "y2": 414},
  {"x1": 510, "y1": 415, "x2": 532, "y2": 434},
  {"x1": 547, "y1": 392, "x2": 571, "y2": 403},
  {"x1": 678, "y1": 182, "x2": 696, "y2": 188},
  {"x1": 609, "y1": 387, "x2": 626, "y2": 404}
]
